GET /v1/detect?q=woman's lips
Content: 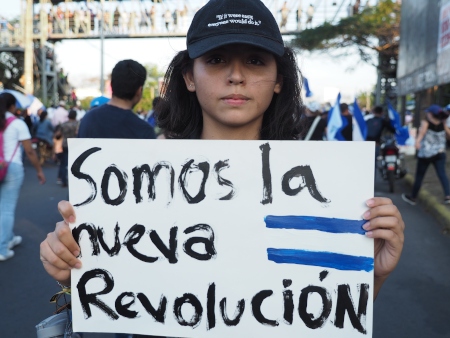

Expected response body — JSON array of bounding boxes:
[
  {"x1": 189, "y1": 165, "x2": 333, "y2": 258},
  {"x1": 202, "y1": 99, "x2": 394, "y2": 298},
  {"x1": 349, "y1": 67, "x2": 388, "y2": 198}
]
[{"x1": 222, "y1": 94, "x2": 250, "y2": 105}]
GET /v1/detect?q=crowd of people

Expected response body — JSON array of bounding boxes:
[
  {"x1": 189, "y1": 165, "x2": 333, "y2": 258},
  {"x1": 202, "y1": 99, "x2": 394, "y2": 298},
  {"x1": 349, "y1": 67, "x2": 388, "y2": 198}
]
[
  {"x1": 35, "y1": 1, "x2": 192, "y2": 36},
  {"x1": 300, "y1": 98, "x2": 450, "y2": 207},
  {"x1": 1, "y1": 1, "x2": 407, "y2": 337}
]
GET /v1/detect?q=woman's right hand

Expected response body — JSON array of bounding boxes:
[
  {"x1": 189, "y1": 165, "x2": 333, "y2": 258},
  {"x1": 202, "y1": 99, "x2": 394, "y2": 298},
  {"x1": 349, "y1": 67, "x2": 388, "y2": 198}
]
[{"x1": 40, "y1": 200, "x2": 81, "y2": 285}]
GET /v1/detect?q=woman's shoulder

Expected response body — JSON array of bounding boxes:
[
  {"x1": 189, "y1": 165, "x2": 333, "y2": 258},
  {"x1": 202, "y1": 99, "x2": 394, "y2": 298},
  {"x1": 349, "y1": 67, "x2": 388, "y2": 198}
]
[{"x1": 6, "y1": 113, "x2": 28, "y2": 129}]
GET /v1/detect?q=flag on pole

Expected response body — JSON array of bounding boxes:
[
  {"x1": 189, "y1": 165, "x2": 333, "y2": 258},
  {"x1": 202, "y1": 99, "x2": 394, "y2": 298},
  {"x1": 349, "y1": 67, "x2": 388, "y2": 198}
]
[
  {"x1": 327, "y1": 93, "x2": 347, "y2": 140},
  {"x1": 303, "y1": 77, "x2": 313, "y2": 97},
  {"x1": 352, "y1": 99, "x2": 367, "y2": 141},
  {"x1": 387, "y1": 101, "x2": 410, "y2": 145}
]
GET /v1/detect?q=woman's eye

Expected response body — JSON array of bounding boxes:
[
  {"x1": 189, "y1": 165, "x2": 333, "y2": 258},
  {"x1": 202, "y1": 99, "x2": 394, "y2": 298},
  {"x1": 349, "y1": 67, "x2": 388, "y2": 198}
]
[
  {"x1": 248, "y1": 58, "x2": 264, "y2": 65},
  {"x1": 207, "y1": 57, "x2": 224, "y2": 64}
]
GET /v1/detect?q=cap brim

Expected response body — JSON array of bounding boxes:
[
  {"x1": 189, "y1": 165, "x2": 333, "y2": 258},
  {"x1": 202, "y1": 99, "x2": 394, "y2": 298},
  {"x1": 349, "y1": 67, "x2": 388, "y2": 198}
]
[{"x1": 188, "y1": 33, "x2": 285, "y2": 59}]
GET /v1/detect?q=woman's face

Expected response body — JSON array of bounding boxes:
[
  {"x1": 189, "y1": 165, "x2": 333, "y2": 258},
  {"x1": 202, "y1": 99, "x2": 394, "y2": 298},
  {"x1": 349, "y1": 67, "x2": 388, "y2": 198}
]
[{"x1": 184, "y1": 44, "x2": 282, "y2": 140}]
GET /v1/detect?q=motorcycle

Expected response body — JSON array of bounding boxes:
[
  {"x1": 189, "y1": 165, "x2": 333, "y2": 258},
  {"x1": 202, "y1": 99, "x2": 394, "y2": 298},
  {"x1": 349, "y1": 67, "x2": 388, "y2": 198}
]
[
  {"x1": 377, "y1": 135, "x2": 407, "y2": 193},
  {"x1": 31, "y1": 138, "x2": 53, "y2": 165}
]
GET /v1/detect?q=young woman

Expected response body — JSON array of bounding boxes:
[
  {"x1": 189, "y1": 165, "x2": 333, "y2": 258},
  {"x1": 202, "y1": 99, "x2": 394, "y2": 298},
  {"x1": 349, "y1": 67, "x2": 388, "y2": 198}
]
[
  {"x1": 0, "y1": 93, "x2": 46, "y2": 261},
  {"x1": 40, "y1": 0, "x2": 404, "y2": 303},
  {"x1": 403, "y1": 104, "x2": 450, "y2": 205}
]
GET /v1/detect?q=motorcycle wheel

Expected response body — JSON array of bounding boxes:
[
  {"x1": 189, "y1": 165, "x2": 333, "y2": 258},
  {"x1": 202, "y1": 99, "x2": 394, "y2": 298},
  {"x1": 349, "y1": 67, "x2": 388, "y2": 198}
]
[{"x1": 387, "y1": 170, "x2": 395, "y2": 193}]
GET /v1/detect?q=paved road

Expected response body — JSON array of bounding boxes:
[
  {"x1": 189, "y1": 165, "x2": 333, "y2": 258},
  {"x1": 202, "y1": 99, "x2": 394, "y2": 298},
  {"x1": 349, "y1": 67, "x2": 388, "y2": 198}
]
[{"x1": 0, "y1": 162, "x2": 449, "y2": 337}]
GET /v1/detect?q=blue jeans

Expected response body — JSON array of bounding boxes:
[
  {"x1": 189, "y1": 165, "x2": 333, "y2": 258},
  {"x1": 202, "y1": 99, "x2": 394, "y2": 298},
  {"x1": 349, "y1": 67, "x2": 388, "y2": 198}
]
[
  {"x1": 412, "y1": 152, "x2": 450, "y2": 198},
  {"x1": 0, "y1": 162, "x2": 24, "y2": 255}
]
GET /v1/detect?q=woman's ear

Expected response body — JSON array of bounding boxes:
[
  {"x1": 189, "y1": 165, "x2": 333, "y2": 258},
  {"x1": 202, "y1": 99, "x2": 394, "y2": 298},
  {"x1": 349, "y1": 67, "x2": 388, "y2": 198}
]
[
  {"x1": 274, "y1": 74, "x2": 283, "y2": 94},
  {"x1": 183, "y1": 70, "x2": 196, "y2": 92}
]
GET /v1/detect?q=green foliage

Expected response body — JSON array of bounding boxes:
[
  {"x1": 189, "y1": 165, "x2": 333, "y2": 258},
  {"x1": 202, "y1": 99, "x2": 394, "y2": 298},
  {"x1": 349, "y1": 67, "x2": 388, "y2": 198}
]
[
  {"x1": 357, "y1": 90, "x2": 375, "y2": 110},
  {"x1": 134, "y1": 64, "x2": 165, "y2": 113},
  {"x1": 79, "y1": 96, "x2": 94, "y2": 111},
  {"x1": 291, "y1": 0, "x2": 401, "y2": 74}
]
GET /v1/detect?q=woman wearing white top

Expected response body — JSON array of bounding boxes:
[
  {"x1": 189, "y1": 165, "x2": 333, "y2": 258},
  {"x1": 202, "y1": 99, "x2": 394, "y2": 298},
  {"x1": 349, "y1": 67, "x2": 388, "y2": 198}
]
[{"x1": 0, "y1": 93, "x2": 46, "y2": 261}]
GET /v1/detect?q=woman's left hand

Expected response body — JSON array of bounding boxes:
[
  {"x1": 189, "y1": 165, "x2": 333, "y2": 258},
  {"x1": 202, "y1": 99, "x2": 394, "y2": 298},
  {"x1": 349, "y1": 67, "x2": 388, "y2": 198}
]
[{"x1": 363, "y1": 197, "x2": 405, "y2": 298}]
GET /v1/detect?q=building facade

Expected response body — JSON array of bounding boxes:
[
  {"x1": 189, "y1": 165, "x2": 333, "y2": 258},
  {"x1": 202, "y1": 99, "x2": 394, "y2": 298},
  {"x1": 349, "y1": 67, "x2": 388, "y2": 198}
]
[{"x1": 397, "y1": 0, "x2": 450, "y2": 127}]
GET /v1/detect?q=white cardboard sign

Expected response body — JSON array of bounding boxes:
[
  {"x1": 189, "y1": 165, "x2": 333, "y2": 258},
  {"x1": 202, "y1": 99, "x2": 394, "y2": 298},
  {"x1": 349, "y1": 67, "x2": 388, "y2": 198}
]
[{"x1": 68, "y1": 139, "x2": 375, "y2": 337}]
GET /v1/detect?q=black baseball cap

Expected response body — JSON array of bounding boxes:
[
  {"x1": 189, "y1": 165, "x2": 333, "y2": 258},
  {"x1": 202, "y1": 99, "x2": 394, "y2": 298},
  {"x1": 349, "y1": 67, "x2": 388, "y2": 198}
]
[{"x1": 187, "y1": 0, "x2": 285, "y2": 59}]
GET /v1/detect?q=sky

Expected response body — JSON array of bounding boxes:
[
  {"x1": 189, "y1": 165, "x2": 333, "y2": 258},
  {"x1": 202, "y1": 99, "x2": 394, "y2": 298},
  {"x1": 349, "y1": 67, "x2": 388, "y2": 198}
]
[{"x1": 1, "y1": 0, "x2": 377, "y2": 104}]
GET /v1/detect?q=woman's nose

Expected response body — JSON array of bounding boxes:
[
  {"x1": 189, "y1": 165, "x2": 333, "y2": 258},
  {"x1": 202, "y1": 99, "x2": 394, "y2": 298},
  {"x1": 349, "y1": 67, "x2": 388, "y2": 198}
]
[{"x1": 227, "y1": 60, "x2": 245, "y2": 85}]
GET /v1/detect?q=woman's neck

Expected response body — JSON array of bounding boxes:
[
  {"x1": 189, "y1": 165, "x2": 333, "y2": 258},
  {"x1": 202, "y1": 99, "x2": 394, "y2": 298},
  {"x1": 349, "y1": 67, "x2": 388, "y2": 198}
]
[
  {"x1": 200, "y1": 116, "x2": 262, "y2": 140},
  {"x1": 201, "y1": 125, "x2": 260, "y2": 140}
]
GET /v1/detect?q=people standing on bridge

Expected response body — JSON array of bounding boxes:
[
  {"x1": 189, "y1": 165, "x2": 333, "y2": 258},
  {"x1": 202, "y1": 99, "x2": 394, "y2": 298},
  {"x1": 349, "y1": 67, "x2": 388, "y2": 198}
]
[
  {"x1": 40, "y1": 1, "x2": 405, "y2": 320},
  {"x1": 128, "y1": 9, "x2": 137, "y2": 34},
  {"x1": 120, "y1": 8, "x2": 128, "y2": 34},
  {"x1": 279, "y1": 1, "x2": 290, "y2": 31},
  {"x1": 113, "y1": 6, "x2": 120, "y2": 33},
  {"x1": 149, "y1": 6, "x2": 156, "y2": 33},
  {"x1": 163, "y1": 9, "x2": 173, "y2": 32},
  {"x1": 306, "y1": 3, "x2": 314, "y2": 28},
  {"x1": 0, "y1": 94, "x2": 45, "y2": 262},
  {"x1": 402, "y1": 105, "x2": 450, "y2": 206},
  {"x1": 296, "y1": 3, "x2": 303, "y2": 31}
]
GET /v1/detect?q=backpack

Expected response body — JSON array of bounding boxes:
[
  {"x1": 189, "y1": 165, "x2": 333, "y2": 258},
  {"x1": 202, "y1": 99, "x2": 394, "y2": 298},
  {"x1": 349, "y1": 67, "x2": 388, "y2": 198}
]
[
  {"x1": 0, "y1": 116, "x2": 20, "y2": 182},
  {"x1": 366, "y1": 117, "x2": 384, "y2": 141}
]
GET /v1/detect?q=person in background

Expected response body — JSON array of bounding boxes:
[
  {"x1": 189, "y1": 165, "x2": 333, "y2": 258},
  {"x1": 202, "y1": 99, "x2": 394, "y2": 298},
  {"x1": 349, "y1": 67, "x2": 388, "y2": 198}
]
[
  {"x1": 146, "y1": 96, "x2": 160, "y2": 129},
  {"x1": 55, "y1": 109, "x2": 78, "y2": 188},
  {"x1": 279, "y1": 1, "x2": 289, "y2": 30},
  {"x1": 302, "y1": 101, "x2": 326, "y2": 140},
  {"x1": 34, "y1": 110, "x2": 54, "y2": 147},
  {"x1": 51, "y1": 100, "x2": 69, "y2": 127},
  {"x1": 402, "y1": 105, "x2": 450, "y2": 205},
  {"x1": 365, "y1": 105, "x2": 395, "y2": 157},
  {"x1": 0, "y1": 94, "x2": 45, "y2": 262},
  {"x1": 53, "y1": 129, "x2": 64, "y2": 185},
  {"x1": 74, "y1": 101, "x2": 86, "y2": 121},
  {"x1": 339, "y1": 102, "x2": 353, "y2": 141},
  {"x1": 77, "y1": 59, "x2": 155, "y2": 140}
]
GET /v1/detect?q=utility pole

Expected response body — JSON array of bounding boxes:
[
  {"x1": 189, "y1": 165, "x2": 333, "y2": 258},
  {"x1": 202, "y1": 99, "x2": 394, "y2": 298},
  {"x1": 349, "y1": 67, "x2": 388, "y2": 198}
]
[
  {"x1": 24, "y1": 0, "x2": 34, "y2": 94},
  {"x1": 40, "y1": 1, "x2": 48, "y2": 103},
  {"x1": 100, "y1": 0, "x2": 105, "y2": 95}
]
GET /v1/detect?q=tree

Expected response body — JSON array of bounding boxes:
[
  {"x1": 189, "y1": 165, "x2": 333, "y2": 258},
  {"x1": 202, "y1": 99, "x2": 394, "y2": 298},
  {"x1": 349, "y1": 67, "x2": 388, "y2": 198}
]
[
  {"x1": 291, "y1": 0, "x2": 400, "y2": 102},
  {"x1": 134, "y1": 64, "x2": 165, "y2": 113}
]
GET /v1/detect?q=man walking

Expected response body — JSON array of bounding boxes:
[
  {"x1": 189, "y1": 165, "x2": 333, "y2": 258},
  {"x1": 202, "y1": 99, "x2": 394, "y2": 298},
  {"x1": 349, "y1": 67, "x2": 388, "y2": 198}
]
[
  {"x1": 51, "y1": 100, "x2": 68, "y2": 127},
  {"x1": 77, "y1": 59, "x2": 155, "y2": 139}
]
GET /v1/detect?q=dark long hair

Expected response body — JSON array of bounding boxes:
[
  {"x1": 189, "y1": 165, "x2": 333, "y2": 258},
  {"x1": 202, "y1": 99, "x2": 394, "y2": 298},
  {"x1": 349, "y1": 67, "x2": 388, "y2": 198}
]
[
  {"x1": 158, "y1": 47, "x2": 304, "y2": 140},
  {"x1": 0, "y1": 95, "x2": 6, "y2": 131}
]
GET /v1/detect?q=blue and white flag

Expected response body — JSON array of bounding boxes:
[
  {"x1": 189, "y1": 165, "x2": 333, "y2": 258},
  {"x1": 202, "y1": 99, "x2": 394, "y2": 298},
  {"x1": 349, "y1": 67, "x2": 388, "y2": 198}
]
[
  {"x1": 265, "y1": 215, "x2": 374, "y2": 272},
  {"x1": 387, "y1": 101, "x2": 410, "y2": 145},
  {"x1": 327, "y1": 93, "x2": 347, "y2": 140},
  {"x1": 303, "y1": 77, "x2": 313, "y2": 97},
  {"x1": 352, "y1": 99, "x2": 367, "y2": 141}
]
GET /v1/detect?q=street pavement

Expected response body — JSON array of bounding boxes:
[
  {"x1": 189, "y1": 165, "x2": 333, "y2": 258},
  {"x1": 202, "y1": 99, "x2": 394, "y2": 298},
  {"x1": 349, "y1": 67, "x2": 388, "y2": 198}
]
[{"x1": 0, "y1": 161, "x2": 449, "y2": 338}]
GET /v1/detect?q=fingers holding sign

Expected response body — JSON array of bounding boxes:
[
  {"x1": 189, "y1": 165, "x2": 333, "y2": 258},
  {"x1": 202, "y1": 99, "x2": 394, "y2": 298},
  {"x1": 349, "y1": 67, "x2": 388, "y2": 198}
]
[
  {"x1": 40, "y1": 200, "x2": 81, "y2": 286},
  {"x1": 363, "y1": 197, "x2": 405, "y2": 299}
]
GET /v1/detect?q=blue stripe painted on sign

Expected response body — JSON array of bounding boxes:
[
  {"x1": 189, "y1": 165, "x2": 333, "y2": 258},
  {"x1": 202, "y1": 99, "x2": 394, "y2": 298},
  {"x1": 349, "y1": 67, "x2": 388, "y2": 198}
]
[
  {"x1": 267, "y1": 248, "x2": 374, "y2": 272},
  {"x1": 264, "y1": 215, "x2": 366, "y2": 235}
]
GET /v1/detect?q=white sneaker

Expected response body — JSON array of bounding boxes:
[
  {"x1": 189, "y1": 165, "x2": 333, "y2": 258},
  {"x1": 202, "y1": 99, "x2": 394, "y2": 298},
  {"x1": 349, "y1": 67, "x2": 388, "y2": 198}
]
[
  {"x1": 0, "y1": 250, "x2": 14, "y2": 261},
  {"x1": 8, "y1": 236, "x2": 22, "y2": 249}
]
